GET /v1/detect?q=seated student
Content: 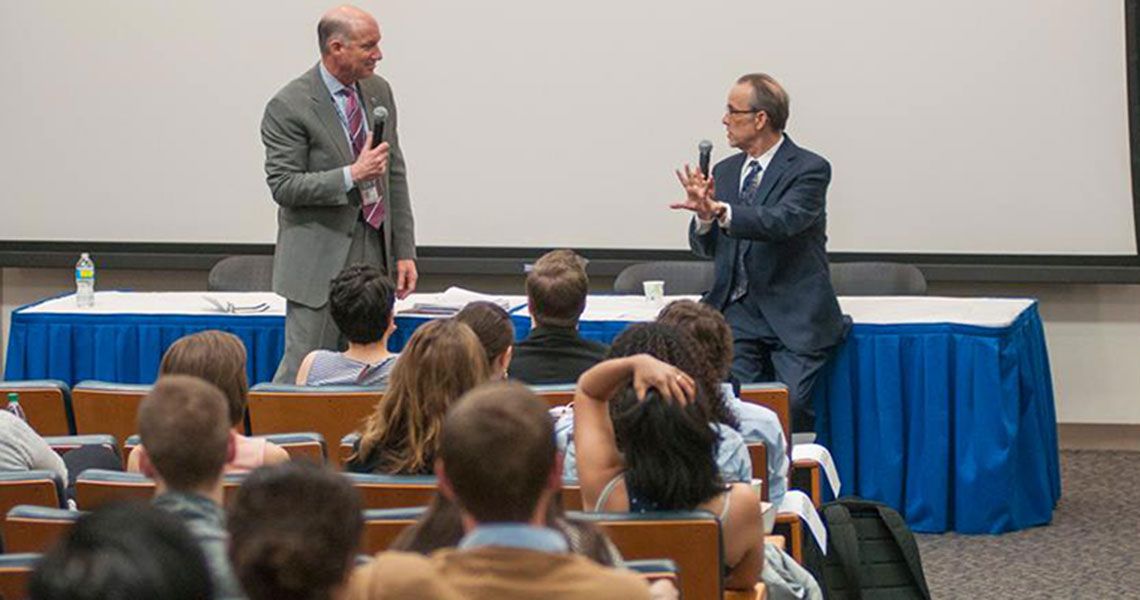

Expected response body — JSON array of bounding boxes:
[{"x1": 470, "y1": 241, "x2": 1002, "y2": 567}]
[
  {"x1": 30, "y1": 502, "x2": 214, "y2": 600},
  {"x1": 346, "y1": 319, "x2": 490, "y2": 475},
  {"x1": 574, "y1": 355, "x2": 764, "y2": 591},
  {"x1": 509, "y1": 249, "x2": 608, "y2": 384},
  {"x1": 559, "y1": 323, "x2": 753, "y2": 484},
  {"x1": 138, "y1": 375, "x2": 244, "y2": 599},
  {"x1": 1, "y1": 408, "x2": 68, "y2": 482},
  {"x1": 297, "y1": 264, "x2": 400, "y2": 387},
  {"x1": 229, "y1": 462, "x2": 363, "y2": 600},
  {"x1": 347, "y1": 382, "x2": 652, "y2": 600},
  {"x1": 658, "y1": 299, "x2": 789, "y2": 504},
  {"x1": 455, "y1": 301, "x2": 515, "y2": 380},
  {"x1": 129, "y1": 330, "x2": 289, "y2": 473}
]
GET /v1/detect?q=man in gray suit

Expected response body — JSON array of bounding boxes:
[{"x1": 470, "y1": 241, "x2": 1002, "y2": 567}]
[{"x1": 262, "y1": 5, "x2": 417, "y2": 383}]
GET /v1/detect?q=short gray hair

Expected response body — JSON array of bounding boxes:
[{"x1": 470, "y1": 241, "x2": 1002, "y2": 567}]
[
  {"x1": 737, "y1": 73, "x2": 790, "y2": 131},
  {"x1": 317, "y1": 14, "x2": 355, "y2": 55}
]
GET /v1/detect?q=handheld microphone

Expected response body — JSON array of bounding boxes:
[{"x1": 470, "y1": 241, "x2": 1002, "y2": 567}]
[
  {"x1": 698, "y1": 140, "x2": 713, "y2": 177},
  {"x1": 371, "y1": 106, "x2": 389, "y2": 148}
]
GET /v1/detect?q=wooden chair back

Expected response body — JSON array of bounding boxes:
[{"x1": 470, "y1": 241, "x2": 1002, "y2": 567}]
[
  {"x1": 532, "y1": 384, "x2": 576, "y2": 408},
  {"x1": 247, "y1": 386, "x2": 380, "y2": 466},
  {"x1": 360, "y1": 507, "x2": 427, "y2": 554},
  {"x1": 0, "y1": 472, "x2": 65, "y2": 520},
  {"x1": 0, "y1": 381, "x2": 73, "y2": 436},
  {"x1": 739, "y1": 384, "x2": 791, "y2": 460},
  {"x1": 71, "y1": 382, "x2": 150, "y2": 453},
  {"x1": 572, "y1": 511, "x2": 723, "y2": 600},
  {"x1": 0, "y1": 554, "x2": 38, "y2": 600},
  {"x1": 2, "y1": 506, "x2": 79, "y2": 553},
  {"x1": 74, "y1": 470, "x2": 153, "y2": 509},
  {"x1": 345, "y1": 474, "x2": 437, "y2": 510},
  {"x1": 747, "y1": 443, "x2": 769, "y2": 501}
]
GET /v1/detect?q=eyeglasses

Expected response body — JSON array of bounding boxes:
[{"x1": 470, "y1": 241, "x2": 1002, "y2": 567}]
[{"x1": 725, "y1": 106, "x2": 761, "y2": 116}]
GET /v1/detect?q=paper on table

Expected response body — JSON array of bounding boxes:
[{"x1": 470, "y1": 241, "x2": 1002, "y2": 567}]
[
  {"x1": 777, "y1": 490, "x2": 827, "y2": 555},
  {"x1": 792, "y1": 443, "x2": 841, "y2": 497},
  {"x1": 401, "y1": 287, "x2": 520, "y2": 315}
]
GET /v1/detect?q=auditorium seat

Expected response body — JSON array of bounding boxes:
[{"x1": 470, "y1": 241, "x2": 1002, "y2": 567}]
[
  {"x1": 0, "y1": 471, "x2": 66, "y2": 522},
  {"x1": 71, "y1": 382, "x2": 151, "y2": 453},
  {"x1": 625, "y1": 559, "x2": 680, "y2": 589},
  {"x1": 3, "y1": 505, "x2": 81, "y2": 553},
  {"x1": 124, "y1": 432, "x2": 327, "y2": 465},
  {"x1": 42, "y1": 435, "x2": 119, "y2": 460},
  {"x1": 247, "y1": 385, "x2": 380, "y2": 466},
  {"x1": 343, "y1": 473, "x2": 438, "y2": 510},
  {"x1": 361, "y1": 506, "x2": 428, "y2": 554},
  {"x1": 0, "y1": 380, "x2": 74, "y2": 436},
  {"x1": 207, "y1": 255, "x2": 274, "y2": 292},
  {"x1": 612, "y1": 261, "x2": 715, "y2": 295},
  {"x1": 571, "y1": 510, "x2": 724, "y2": 600},
  {"x1": 747, "y1": 443, "x2": 769, "y2": 501},
  {"x1": 740, "y1": 383, "x2": 824, "y2": 506},
  {"x1": 531, "y1": 384, "x2": 576, "y2": 408},
  {"x1": 0, "y1": 553, "x2": 39, "y2": 600},
  {"x1": 75, "y1": 470, "x2": 247, "y2": 509}
]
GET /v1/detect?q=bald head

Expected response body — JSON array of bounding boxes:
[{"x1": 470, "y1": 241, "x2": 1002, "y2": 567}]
[{"x1": 318, "y1": 5, "x2": 377, "y2": 56}]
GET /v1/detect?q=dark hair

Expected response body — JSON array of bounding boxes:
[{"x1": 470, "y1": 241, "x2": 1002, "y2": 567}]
[
  {"x1": 736, "y1": 72, "x2": 790, "y2": 131},
  {"x1": 454, "y1": 301, "x2": 514, "y2": 367},
  {"x1": 391, "y1": 493, "x2": 621, "y2": 567},
  {"x1": 526, "y1": 249, "x2": 589, "y2": 328},
  {"x1": 657, "y1": 299, "x2": 734, "y2": 383},
  {"x1": 138, "y1": 376, "x2": 231, "y2": 491},
  {"x1": 329, "y1": 264, "x2": 396, "y2": 345},
  {"x1": 160, "y1": 330, "x2": 249, "y2": 426},
  {"x1": 228, "y1": 462, "x2": 363, "y2": 600},
  {"x1": 440, "y1": 382, "x2": 555, "y2": 522},
  {"x1": 607, "y1": 322, "x2": 738, "y2": 430},
  {"x1": 30, "y1": 502, "x2": 213, "y2": 600}
]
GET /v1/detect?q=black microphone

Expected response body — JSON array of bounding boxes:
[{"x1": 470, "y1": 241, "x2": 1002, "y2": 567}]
[
  {"x1": 698, "y1": 140, "x2": 713, "y2": 177},
  {"x1": 371, "y1": 106, "x2": 388, "y2": 148}
]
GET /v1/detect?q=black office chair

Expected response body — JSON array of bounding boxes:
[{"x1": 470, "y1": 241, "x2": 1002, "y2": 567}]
[
  {"x1": 207, "y1": 255, "x2": 275, "y2": 292},
  {"x1": 829, "y1": 261, "x2": 927, "y2": 296},
  {"x1": 613, "y1": 261, "x2": 715, "y2": 296}
]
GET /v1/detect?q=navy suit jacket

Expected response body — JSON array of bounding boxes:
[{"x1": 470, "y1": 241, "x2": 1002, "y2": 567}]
[{"x1": 689, "y1": 136, "x2": 844, "y2": 353}]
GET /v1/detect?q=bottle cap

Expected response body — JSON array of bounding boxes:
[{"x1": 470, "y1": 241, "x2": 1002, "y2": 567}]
[{"x1": 7, "y1": 392, "x2": 17, "y2": 403}]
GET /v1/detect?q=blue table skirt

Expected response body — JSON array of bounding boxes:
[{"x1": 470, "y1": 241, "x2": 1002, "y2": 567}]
[
  {"x1": 5, "y1": 299, "x2": 1059, "y2": 534},
  {"x1": 813, "y1": 304, "x2": 1060, "y2": 534}
]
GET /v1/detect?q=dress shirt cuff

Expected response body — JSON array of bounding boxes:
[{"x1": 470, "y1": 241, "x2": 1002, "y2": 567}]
[
  {"x1": 695, "y1": 217, "x2": 714, "y2": 235},
  {"x1": 342, "y1": 167, "x2": 354, "y2": 192}
]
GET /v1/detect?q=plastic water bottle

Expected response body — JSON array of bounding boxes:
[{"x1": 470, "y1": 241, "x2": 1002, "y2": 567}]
[
  {"x1": 76, "y1": 252, "x2": 95, "y2": 308},
  {"x1": 4, "y1": 392, "x2": 26, "y2": 422}
]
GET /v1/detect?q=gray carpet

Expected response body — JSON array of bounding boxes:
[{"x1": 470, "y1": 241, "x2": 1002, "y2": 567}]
[{"x1": 916, "y1": 449, "x2": 1140, "y2": 599}]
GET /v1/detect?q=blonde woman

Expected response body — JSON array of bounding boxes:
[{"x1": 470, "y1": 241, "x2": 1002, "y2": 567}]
[
  {"x1": 128, "y1": 331, "x2": 289, "y2": 473},
  {"x1": 346, "y1": 319, "x2": 490, "y2": 475}
]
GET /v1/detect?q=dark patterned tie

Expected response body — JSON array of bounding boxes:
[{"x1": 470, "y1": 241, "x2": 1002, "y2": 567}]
[
  {"x1": 340, "y1": 88, "x2": 385, "y2": 229},
  {"x1": 730, "y1": 160, "x2": 762, "y2": 302}
]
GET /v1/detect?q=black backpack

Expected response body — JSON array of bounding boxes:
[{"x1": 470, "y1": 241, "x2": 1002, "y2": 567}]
[{"x1": 809, "y1": 497, "x2": 932, "y2": 600}]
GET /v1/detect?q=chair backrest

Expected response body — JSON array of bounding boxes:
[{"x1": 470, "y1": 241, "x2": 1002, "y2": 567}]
[
  {"x1": 74, "y1": 470, "x2": 153, "y2": 509},
  {"x1": 570, "y1": 510, "x2": 723, "y2": 600},
  {"x1": 0, "y1": 553, "x2": 39, "y2": 600},
  {"x1": 361, "y1": 506, "x2": 428, "y2": 554},
  {"x1": 42, "y1": 435, "x2": 119, "y2": 460},
  {"x1": 746, "y1": 443, "x2": 769, "y2": 501},
  {"x1": 3, "y1": 505, "x2": 82, "y2": 553},
  {"x1": 739, "y1": 383, "x2": 791, "y2": 462},
  {"x1": 829, "y1": 261, "x2": 927, "y2": 296},
  {"x1": 0, "y1": 381, "x2": 73, "y2": 436},
  {"x1": 71, "y1": 382, "x2": 151, "y2": 453},
  {"x1": 262, "y1": 432, "x2": 328, "y2": 464},
  {"x1": 0, "y1": 472, "x2": 66, "y2": 520},
  {"x1": 248, "y1": 385, "x2": 380, "y2": 466},
  {"x1": 625, "y1": 559, "x2": 680, "y2": 589},
  {"x1": 613, "y1": 261, "x2": 716, "y2": 295},
  {"x1": 207, "y1": 255, "x2": 275, "y2": 292},
  {"x1": 559, "y1": 484, "x2": 584, "y2": 512},
  {"x1": 343, "y1": 473, "x2": 437, "y2": 510},
  {"x1": 531, "y1": 384, "x2": 576, "y2": 408}
]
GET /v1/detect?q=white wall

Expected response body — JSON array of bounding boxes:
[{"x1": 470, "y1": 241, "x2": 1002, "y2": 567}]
[{"x1": 2, "y1": 267, "x2": 1138, "y2": 425}]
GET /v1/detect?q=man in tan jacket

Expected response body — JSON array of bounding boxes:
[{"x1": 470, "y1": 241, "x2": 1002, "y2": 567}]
[{"x1": 347, "y1": 382, "x2": 651, "y2": 600}]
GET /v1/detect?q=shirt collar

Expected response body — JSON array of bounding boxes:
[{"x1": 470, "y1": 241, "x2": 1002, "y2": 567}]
[
  {"x1": 458, "y1": 524, "x2": 569, "y2": 554},
  {"x1": 318, "y1": 61, "x2": 354, "y2": 98},
  {"x1": 747, "y1": 134, "x2": 785, "y2": 171}
]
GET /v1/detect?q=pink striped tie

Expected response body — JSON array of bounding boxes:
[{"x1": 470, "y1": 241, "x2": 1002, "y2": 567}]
[{"x1": 341, "y1": 88, "x2": 385, "y2": 229}]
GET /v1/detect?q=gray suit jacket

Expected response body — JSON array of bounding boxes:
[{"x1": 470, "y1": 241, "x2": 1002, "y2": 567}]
[{"x1": 262, "y1": 64, "x2": 416, "y2": 308}]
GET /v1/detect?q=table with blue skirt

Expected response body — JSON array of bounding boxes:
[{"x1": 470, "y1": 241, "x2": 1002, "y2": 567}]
[{"x1": 5, "y1": 290, "x2": 1059, "y2": 534}]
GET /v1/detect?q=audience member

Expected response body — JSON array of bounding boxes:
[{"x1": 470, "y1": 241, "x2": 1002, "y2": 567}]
[
  {"x1": 658, "y1": 299, "x2": 789, "y2": 504},
  {"x1": 574, "y1": 354, "x2": 764, "y2": 590},
  {"x1": 137, "y1": 375, "x2": 244, "y2": 599},
  {"x1": 346, "y1": 319, "x2": 489, "y2": 475},
  {"x1": 229, "y1": 462, "x2": 363, "y2": 600},
  {"x1": 128, "y1": 330, "x2": 289, "y2": 473},
  {"x1": 455, "y1": 301, "x2": 515, "y2": 380},
  {"x1": 347, "y1": 382, "x2": 651, "y2": 600},
  {"x1": 0, "y1": 408, "x2": 67, "y2": 482},
  {"x1": 29, "y1": 502, "x2": 214, "y2": 600},
  {"x1": 558, "y1": 323, "x2": 753, "y2": 484},
  {"x1": 509, "y1": 249, "x2": 607, "y2": 384},
  {"x1": 297, "y1": 264, "x2": 400, "y2": 387}
]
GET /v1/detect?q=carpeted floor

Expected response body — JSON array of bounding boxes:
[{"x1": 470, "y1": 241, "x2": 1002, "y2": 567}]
[{"x1": 916, "y1": 449, "x2": 1140, "y2": 599}]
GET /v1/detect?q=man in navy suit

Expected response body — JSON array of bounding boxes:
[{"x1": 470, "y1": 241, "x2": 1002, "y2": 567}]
[{"x1": 672, "y1": 73, "x2": 847, "y2": 432}]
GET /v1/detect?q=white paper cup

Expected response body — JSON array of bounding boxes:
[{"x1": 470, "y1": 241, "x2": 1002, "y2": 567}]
[{"x1": 643, "y1": 280, "x2": 665, "y2": 304}]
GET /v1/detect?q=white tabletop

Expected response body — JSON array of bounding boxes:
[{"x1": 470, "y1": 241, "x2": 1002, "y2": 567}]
[{"x1": 21, "y1": 289, "x2": 1035, "y2": 329}]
